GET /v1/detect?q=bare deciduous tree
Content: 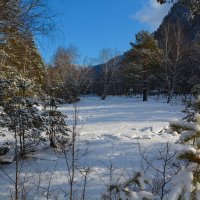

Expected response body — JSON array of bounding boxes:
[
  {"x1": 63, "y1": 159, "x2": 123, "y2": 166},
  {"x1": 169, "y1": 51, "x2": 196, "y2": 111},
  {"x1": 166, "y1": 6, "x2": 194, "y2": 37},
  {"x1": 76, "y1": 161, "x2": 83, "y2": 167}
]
[
  {"x1": 159, "y1": 22, "x2": 190, "y2": 103},
  {"x1": 98, "y1": 48, "x2": 121, "y2": 100},
  {"x1": 138, "y1": 141, "x2": 180, "y2": 200},
  {"x1": 62, "y1": 104, "x2": 91, "y2": 200},
  {"x1": 46, "y1": 45, "x2": 92, "y2": 102}
]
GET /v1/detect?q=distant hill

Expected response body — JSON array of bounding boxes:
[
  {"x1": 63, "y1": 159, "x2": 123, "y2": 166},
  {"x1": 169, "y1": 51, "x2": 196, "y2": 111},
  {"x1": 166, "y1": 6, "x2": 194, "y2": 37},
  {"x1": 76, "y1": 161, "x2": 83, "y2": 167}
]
[{"x1": 91, "y1": 55, "x2": 124, "y2": 74}]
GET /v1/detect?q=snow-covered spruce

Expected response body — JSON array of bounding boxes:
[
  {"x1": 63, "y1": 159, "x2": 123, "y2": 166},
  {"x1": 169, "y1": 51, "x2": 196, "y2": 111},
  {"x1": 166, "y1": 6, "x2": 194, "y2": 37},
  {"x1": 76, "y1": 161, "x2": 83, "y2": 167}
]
[
  {"x1": 0, "y1": 96, "x2": 45, "y2": 156},
  {"x1": 0, "y1": 78, "x2": 70, "y2": 157}
]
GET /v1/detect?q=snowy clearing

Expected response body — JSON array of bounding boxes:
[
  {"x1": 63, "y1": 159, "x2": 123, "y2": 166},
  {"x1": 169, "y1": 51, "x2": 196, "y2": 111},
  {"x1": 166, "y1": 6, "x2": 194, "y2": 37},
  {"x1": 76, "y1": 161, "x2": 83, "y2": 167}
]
[{"x1": 0, "y1": 96, "x2": 185, "y2": 199}]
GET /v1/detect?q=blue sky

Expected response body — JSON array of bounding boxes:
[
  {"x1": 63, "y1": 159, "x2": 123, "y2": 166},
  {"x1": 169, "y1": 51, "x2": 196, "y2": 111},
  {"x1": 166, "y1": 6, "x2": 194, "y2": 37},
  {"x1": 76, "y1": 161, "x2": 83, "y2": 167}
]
[{"x1": 37, "y1": 0, "x2": 171, "y2": 64}]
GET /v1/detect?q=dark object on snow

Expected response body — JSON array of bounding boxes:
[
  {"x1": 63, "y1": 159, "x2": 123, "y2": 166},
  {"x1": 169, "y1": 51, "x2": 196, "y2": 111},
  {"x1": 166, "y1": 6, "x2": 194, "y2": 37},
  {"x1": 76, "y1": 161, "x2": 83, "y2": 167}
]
[
  {"x1": 50, "y1": 98, "x2": 56, "y2": 107},
  {"x1": 0, "y1": 146, "x2": 10, "y2": 156}
]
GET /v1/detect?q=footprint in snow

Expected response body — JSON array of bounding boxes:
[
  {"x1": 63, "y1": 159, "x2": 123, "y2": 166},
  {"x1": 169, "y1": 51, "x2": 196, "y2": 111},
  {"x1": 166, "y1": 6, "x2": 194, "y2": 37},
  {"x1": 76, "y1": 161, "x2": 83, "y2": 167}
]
[
  {"x1": 133, "y1": 135, "x2": 152, "y2": 139},
  {"x1": 103, "y1": 134, "x2": 119, "y2": 140},
  {"x1": 131, "y1": 128, "x2": 138, "y2": 131},
  {"x1": 140, "y1": 127, "x2": 153, "y2": 132}
]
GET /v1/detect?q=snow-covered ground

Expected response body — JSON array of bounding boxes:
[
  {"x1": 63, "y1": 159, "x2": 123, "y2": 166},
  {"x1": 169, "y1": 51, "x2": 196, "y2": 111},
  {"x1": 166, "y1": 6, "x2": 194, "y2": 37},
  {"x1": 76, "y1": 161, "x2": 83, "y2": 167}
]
[{"x1": 0, "y1": 96, "x2": 185, "y2": 199}]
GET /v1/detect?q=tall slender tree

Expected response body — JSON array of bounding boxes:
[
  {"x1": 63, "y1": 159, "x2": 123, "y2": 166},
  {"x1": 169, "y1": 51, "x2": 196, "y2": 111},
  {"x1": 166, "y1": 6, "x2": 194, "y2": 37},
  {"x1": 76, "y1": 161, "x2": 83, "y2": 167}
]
[{"x1": 158, "y1": 22, "x2": 190, "y2": 103}]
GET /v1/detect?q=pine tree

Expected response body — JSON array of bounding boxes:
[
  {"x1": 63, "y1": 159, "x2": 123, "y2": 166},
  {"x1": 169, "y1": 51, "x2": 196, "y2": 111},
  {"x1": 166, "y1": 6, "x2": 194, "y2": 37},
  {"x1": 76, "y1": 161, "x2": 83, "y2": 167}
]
[
  {"x1": 0, "y1": 0, "x2": 47, "y2": 96},
  {"x1": 1, "y1": 32, "x2": 46, "y2": 94},
  {"x1": 169, "y1": 86, "x2": 200, "y2": 198},
  {"x1": 123, "y1": 31, "x2": 160, "y2": 101}
]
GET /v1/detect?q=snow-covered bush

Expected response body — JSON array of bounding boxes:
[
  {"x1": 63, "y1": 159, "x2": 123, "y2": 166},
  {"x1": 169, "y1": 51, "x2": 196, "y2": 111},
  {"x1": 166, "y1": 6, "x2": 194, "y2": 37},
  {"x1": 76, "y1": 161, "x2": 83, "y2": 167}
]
[
  {"x1": 0, "y1": 96, "x2": 45, "y2": 156},
  {"x1": 41, "y1": 98, "x2": 69, "y2": 148}
]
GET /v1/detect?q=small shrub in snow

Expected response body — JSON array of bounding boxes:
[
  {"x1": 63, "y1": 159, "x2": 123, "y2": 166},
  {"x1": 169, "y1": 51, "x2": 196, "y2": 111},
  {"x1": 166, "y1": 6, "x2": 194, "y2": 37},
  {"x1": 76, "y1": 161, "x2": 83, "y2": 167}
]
[
  {"x1": 0, "y1": 146, "x2": 10, "y2": 156},
  {"x1": 102, "y1": 171, "x2": 154, "y2": 200}
]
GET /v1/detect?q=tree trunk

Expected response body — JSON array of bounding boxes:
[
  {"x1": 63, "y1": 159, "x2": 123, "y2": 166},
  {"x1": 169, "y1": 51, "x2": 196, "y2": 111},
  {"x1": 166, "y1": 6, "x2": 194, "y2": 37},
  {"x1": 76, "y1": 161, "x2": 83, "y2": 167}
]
[
  {"x1": 15, "y1": 129, "x2": 19, "y2": 200},
  {"x1": 167, "y1": 84, "x2": 174, "y2": 103},
  {"x1": 22, "y1": 130, "x2": 25, "y2": 156},
  {"x1": 101, "y1": 84, "x2": 108, "y2": 100},
  {"x1": 143, "y1": 88, "x2": 147, "y2": 101}
]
